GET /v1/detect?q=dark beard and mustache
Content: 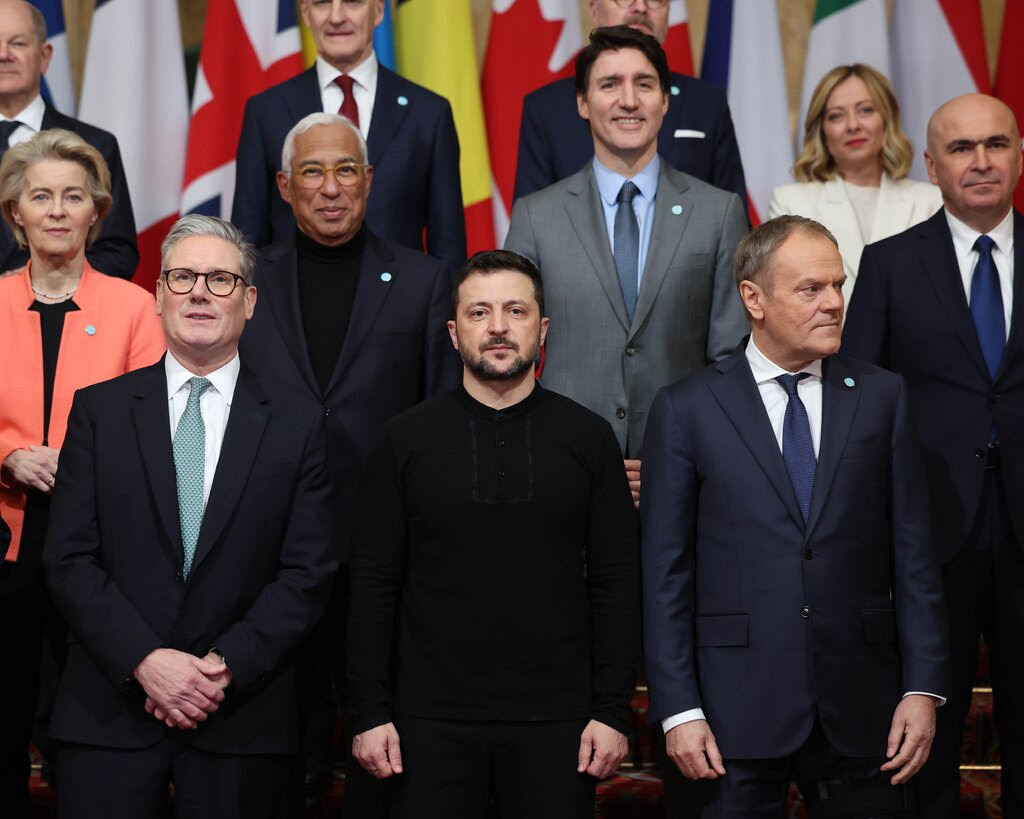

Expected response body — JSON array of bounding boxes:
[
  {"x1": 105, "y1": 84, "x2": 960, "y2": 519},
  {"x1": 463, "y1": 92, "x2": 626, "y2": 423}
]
[{"x1": 459, "y1": 335, "x2": 540, "y2": 382}]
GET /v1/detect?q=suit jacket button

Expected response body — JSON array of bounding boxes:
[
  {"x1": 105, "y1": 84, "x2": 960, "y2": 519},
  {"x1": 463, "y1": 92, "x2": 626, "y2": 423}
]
[
  {"x1": 625, "y1": 346, "x2": 636, "y2": 356},
  {"x1": 802, "y1": 549, "x2": 814, "y2": 560},
  {"x1": 616, "y1": 408, "x2": 626, "y2": 419},
  {"x1": 175, "y1": 570, "x2": 183, "y2": 582},
  {"x1": 975, "y1": 448, "x2": 985, "y2": 459},
  {"x1": 800, "y1": 605, "x2": 810, "y2": 618},
  {"x1": 323, "y1": 406, "x2": 331, "y2": 416}
]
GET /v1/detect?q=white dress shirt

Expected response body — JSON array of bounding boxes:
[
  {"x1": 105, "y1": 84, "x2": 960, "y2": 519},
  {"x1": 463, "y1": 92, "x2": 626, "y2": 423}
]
[
  {"x1": 315, "y1": 53, "x2": 377, "y2": 140},
  {"x1": 1, "y1": 93, "x2": 46, "y2": 147},
  {"x1": 165, "y1": 352, "x2": 240, "y2": 513},
  {"x1": 661, "y1": 337, "x2": 940, "y2": 734},
  {"x1": 593, "y1": 155, "x2": 660, "y2": 291},
  {"x1": 946, "y1": 208, "x2": 1015, "y2": 339}
]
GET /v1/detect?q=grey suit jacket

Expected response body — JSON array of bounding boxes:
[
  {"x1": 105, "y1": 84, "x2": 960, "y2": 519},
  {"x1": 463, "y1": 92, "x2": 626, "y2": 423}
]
[{"x1": 505, "y1": 160, "x2": 748, "y2": 455}]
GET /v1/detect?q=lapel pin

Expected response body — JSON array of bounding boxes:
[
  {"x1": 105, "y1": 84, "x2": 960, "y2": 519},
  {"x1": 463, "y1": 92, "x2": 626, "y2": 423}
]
[
  {"x1": 670, "y1": 85, "x2": 680, "y2": 96},
  {"x1": 671, "y1": 205, "x2": 683, "y2": 215},
  {"x1": 85, "y1": 325, "x2": 96, "y2": 336},
  {"x1": 844, "y1": 377, "x2": 855, "y2": 388},
  {"x1": 380, "y1": 272, "x2": 392, "y2": 282},
  {"x1": 397, "y1": 95, "x2": 408, "y2": 106}
]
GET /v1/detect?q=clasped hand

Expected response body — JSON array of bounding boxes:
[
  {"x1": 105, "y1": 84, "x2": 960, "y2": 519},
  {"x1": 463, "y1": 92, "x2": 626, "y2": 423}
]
[{"x1": 134, "y1": 648, "x2": 232, "y2": 729}]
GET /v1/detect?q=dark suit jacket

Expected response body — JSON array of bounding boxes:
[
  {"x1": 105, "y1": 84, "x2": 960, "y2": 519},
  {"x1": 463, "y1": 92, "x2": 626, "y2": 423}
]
[
  {"x1": 238, "y1": 230, "x2": 460, "y2": 558},
  {"x1": 0, "y1": 104, "x2": 138, "y2": 278},
  {"x1": 641, "y1": 349, "x2": 948, "y2": 759},
  {"x1": 513, "y1": 73, "x2": 748, "y2": 220},
  {"x1": 43, "y1": 361, "x2": 338, "y2": 754},
  {"x1": 843, "y1": 209, "x2": 1024, "y2": 563},
  {"x1": 232, "y1": 65, "x2": 466, "y2": 267}
]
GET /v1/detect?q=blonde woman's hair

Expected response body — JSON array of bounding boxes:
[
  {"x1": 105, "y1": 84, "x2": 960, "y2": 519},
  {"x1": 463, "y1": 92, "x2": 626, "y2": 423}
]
[
  {"x1": 792, "y1": 64, "x2": 914, "y2": 183},
  {"x1": 0, "y1": 128, "x2": 112, "y2": 249}
]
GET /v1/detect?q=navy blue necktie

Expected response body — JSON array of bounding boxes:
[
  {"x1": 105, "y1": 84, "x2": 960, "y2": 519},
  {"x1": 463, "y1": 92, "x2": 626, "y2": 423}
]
[
  {"x1": 0, "y1": 120, "x2": 22, "y2": 147},
  {"x1": 776, "y1": 373, "x2": 815, "y2": 523},
  {"x1": 613, "y1": 181, "x2": 640, "y2": 321},
  {"x1": 970, "y1": 234, "x2": 1005, "y2": 378}
]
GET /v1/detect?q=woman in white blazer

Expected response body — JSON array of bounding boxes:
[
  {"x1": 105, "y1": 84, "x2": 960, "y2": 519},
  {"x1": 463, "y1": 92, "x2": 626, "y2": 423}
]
[{"x1": 769, "y1": 64, "x2": 941, "y2": 305}]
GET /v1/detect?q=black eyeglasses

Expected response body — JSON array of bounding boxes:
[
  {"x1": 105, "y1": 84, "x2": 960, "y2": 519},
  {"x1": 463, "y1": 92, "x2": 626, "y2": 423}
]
[{"x1": 162, "y1": 268, "x2": 248, "y2": 297}]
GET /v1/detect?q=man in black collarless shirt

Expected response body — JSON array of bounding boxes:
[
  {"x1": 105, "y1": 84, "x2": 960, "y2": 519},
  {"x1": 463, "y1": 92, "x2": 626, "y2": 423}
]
[
  {"x1": 348, "y1": 250, "x2": 640, "y2": 819},
  {"x1": 237, "y1": 112, "x2": 460, "y2": 812}
]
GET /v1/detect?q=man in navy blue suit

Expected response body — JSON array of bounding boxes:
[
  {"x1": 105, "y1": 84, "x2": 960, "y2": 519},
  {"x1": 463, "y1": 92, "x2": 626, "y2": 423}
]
[
  {"x1": 44, "y1": 215, "x2": 338, "y2": 818},
  {"x1": 232, "y1": 0, "x2": 465, "y2": 267},
  {"x1": 642, "y1": 215, "x2": 948, "y2": 817},
  {"x1": 514, "y1": 0, "x2": 747, "y2": 216},
  {"x1": 844, "y1": 93, "x2": 1024, "y2": 819}
]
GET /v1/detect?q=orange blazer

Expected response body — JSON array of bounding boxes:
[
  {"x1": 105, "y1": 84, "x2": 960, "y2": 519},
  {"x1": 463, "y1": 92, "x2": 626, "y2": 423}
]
[{"x1": 0, "y1": 262, "x2": 165, "y2": 561}]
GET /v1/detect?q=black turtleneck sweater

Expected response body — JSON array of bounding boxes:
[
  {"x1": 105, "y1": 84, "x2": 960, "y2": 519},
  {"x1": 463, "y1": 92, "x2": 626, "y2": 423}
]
[
  {"x1": 296, "y1": 226, "x2": 366, "y2": 391},
  {"x1": 347, "y1": 384, "x2": 640, "y2": 736}
]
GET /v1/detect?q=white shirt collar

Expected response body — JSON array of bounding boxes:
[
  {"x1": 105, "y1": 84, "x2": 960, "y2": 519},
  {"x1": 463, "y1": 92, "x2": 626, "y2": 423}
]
[
  {"x1": 165, "y1": 351, "x2": 241, "y2": 405},
  {"x1": 945, "y1": 207, "x2": 1015, "y2": 259},
  {"x1": 2, "y1": 94, "x2": 45, "y2": 131},
  {"x1": 593, "y1": 154, "x2": 661, "y2": 207},
  {"x1": 745, "y1": 335, "x2": 824, "y2": 383},
  {"x1": 315, "y1": 52, "x2": 378, "y2": 94}
]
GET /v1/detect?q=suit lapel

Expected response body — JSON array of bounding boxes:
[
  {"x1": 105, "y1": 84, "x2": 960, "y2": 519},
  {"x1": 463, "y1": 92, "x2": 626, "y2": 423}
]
[
  {"x1": 285, "y1": 67, "x2": 323, "y2": 123},
  {"x1": 367, "y1": 67, "x2": 411, "y2": 167},
  {"x1": 130, "y1": 361, "x2": 182, "y2": 563},
  {"x1": 327, "y1": 231, "x2": 396, "y2": 393},
  {"x1": 819, "y1": 178, "x2": 862, "y2": 278},
  {"x1": 804, "y1": 357, "x2": 860, "y2": 538},
  {"x1": 632, "y1": 165, "x2": 692, "y2": 336},
  {"x1": 995, "y1": 210, "x2": 1024, "y2": 381},
  {"x1": 563, "y1": 167, "x2": 630, "y2": 332},
  {"x1": 870, "y1": 174, "x2": 914, "y2": 244},
  {"x1": 708, "y1": 350, "x2": 806, "y2": 530},
  {"x1": 918, "y1": 211, "x2": 991, "y2": 379},
  {"x1": 258, "y1": 243, "x2": 321, "y2": 397},
  {"x1": 190, "y1": 366, "x2": 270, "y2": 575}
]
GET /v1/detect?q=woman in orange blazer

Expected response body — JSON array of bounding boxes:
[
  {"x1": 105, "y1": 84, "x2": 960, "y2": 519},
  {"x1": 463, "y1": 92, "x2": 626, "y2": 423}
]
[{"x1": 0, "y1": 129, "x2": 163, "y2": 814}]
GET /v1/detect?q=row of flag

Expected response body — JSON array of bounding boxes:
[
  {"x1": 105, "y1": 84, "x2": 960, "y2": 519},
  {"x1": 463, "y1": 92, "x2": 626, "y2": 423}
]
[{"x1": 32, "y1": 0, "x2": 1024, "y2": 284}]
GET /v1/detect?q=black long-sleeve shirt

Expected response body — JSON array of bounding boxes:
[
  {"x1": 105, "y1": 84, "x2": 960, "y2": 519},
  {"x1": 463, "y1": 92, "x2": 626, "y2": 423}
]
[{"x1": 348, "y1": 385, "x2": 640, "y2": 735}]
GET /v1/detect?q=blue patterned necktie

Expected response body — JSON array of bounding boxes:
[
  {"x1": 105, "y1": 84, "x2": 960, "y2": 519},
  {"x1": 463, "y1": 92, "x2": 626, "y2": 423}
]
[
  {"x1": 970, "y1": 234, "x2": 1005, "y2": 378},
  {"x1": 173, "y1": 377, "x2": 211, "y2": 579},
  {"x1": 613, "y1": 181, "x2": 640, "y2": 321},
  {"x1": 776, "y1": 373, "x2": 815, "y2": 523}
]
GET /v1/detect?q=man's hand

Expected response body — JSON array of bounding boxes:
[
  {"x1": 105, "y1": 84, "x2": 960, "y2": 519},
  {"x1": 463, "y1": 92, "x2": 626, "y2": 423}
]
[
  {"x1": 880, "y1": 694, "x2": 937, "y2": 785},
  {"x1": 624, "y1": 459, "x2": 641, "y2": 509},
  {"x1": 134, "y1": 648, "x2": 228, "y2": 729},
  {"x1": 3, "y1": 446, "x2": 60, "y2": 494},
  {"x1": 353, "y1": 723, "x2": 403, "y2": 779},
  {"x1": 577, "y1": 719, "x2": 628, "y2": 779},
  {"x1": 665, "y1": 720, "x2": 726, "y2": 780},
  {"x1": 145, "y1": 651, "x2": 233, "y2": 728}
]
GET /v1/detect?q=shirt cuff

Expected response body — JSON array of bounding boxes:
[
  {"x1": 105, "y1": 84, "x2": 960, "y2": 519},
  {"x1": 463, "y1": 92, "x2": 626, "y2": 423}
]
[
  {"x1": 662, "y1": 707, "x2": 706, "y2": 733},
  {"x1": 904, "y1": 690, "x2": 946, "y2": 707}
]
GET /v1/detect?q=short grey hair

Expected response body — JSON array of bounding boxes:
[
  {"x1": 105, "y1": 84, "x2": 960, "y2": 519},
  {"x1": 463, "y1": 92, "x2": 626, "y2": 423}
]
[
  {"x1": 280, "y1": 112, "x2": 368, "y2": 172},
  {"x1": 20, "y1": 1, "x2": 47, "y2": 45},
  {"x1": 160, "y1": 214, "x2": 258, "y2": 284},
  {"x1": 733, "y1": 215, "x2": 838, "y2": 293}
]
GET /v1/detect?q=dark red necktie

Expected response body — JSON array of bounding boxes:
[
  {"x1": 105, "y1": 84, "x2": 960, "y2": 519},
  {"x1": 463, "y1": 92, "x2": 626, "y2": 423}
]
[{"x1": 335, "y1": 75, "x2": 359, "y2": 129}]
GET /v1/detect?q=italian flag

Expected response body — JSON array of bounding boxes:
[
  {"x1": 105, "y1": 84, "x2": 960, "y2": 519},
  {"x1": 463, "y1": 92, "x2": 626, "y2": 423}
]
[{"x1": 799, "y1": 0, "x2": 890, "y2": 152}]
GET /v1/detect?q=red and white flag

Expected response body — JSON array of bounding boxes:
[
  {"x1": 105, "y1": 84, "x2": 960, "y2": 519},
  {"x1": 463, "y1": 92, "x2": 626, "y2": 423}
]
[
  {"x1": 891, "y1": 0, "x2": 991, "y2": 180},
  {"x1": 994, "y1": 0, "x2": 1024, "y2": 212},
  {"x1": 701, "y1": 0, "x2": 791, "y2": 224},
  {"x1": 662, "y1": 0, "x2": 694, "y2": 76},
  {"x1": 481, "y1": 0, "x2": 582, "y2": 244},
  {"x1": 79, "y1": 0, "x2": 189, "y2": 288},
  {"x1": 181, "y1": 0, "x2": 302, "y2": 223}
]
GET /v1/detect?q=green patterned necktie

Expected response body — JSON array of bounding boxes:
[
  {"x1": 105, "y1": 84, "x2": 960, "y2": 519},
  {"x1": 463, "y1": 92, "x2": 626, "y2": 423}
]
[{"x1": 173, "y1": 377, "x2": 212, "y2": 579}]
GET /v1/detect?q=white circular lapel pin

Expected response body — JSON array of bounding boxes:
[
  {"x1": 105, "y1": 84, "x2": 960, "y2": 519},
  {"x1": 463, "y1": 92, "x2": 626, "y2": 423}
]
[
  {"x1": 397, "y1": 96, "x2": 408, "y2": 106},
  {"x1": 671, "y1": 205, "x2": 683, "y2": 215},
  {"x1": 381, "y1": 272, "x2": 392, "y2": 282},
  {"x1": 85, "y1": 325, "x2": 96, "y2": 336},
  {"x1": 844, "y1": 377, "x2": 855, "y2": 388}
]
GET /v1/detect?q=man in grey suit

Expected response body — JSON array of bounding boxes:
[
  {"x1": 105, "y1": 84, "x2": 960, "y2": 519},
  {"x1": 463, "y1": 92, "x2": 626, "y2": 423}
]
[{"x1": 505, "y1": 25, "x2": 748, "y2": 506}]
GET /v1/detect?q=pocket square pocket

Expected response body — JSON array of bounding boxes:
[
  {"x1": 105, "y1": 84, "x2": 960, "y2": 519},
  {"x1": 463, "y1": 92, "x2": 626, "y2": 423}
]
[{"x1": 674, "y1": 129, "x2": 706, "y2": 139}]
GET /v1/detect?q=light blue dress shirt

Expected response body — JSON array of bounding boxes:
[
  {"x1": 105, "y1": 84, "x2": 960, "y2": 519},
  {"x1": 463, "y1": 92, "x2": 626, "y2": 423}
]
[{"x1": 593, "y1": 155, "x2": 660, "y2": 291}]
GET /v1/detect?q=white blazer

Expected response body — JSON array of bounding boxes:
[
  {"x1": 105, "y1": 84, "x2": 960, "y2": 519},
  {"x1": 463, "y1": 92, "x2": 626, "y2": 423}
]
[{"x1": 769, "y1": 174, "x2": 942, "y2": 305}]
